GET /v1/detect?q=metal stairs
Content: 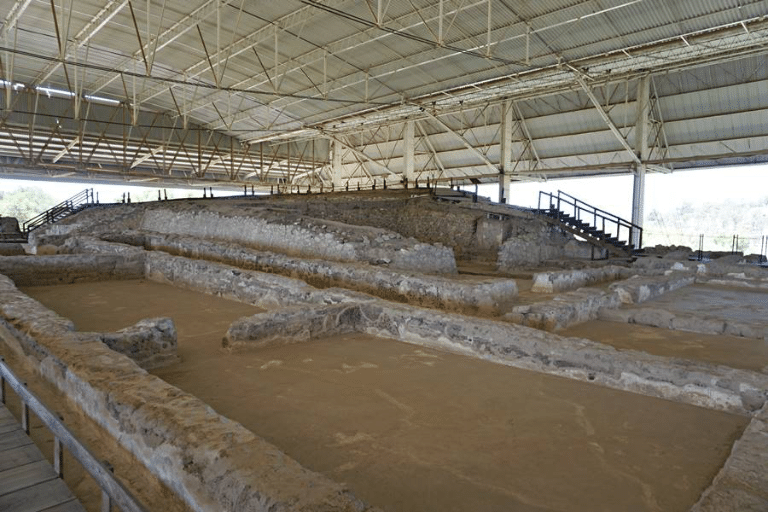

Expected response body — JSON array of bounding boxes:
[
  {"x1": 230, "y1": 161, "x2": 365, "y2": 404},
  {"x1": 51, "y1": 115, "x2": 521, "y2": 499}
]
[
  {"x1": 21, "y1": 189, "x2": 98, "y2": 238},
  {"x1": 536, "y1": 190, "x2": 643, "y2": 258}
]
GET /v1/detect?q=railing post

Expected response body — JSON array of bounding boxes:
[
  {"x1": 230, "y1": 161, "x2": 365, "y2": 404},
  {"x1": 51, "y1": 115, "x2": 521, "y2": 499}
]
[
  {"x1": 54, "y1": 418, "x2": 64, "y2": 478},
  {"x1": 21, "y1": 386, "x2": 29, "y2": 434},
  {"x1": 101, "y1": 461, "x2": 114, "y2": 512}
]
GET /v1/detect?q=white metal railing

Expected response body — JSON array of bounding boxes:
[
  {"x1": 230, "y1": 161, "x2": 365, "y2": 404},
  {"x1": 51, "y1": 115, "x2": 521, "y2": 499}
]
[{"x1": 0, "y1": 357, "x2": 148, "y2": 512}]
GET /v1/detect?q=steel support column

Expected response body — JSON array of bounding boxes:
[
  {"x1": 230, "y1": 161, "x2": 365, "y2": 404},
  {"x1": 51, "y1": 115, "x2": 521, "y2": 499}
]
[
  {"x1": 632, "y1": 75, "x2": 650, "y2": 248},
  {"x1": 499, "y1": 101, "x2": 512, "y2": 203},
  {"x1": 331, "y1": 138, "x2": 343, "y2": 187},
  {"x1": 403, "y1": 119, "x2": 414, "y2": 186}
]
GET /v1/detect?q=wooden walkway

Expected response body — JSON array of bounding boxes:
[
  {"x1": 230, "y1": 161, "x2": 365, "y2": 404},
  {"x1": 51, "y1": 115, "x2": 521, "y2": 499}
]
[{"x1": 0, "y1": 404, "x2": 86, "y2": 512}]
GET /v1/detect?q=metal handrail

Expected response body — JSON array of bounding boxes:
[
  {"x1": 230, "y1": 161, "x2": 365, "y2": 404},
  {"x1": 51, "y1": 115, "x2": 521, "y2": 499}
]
[
  {"x1": 22, "y1": 189, "x2": 96, "y2": 234},
  {"x1": 537, "y1": 190, "x2": 643, "y2": 249},
  {"x1": 0, "y1": 357, "x2": 148, "y2": 512}
]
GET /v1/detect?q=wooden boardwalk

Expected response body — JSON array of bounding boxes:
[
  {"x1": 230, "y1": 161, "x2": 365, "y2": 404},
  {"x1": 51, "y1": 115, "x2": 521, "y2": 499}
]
[{"x1": 0, "y1": 404, "x2": 86, "y2": 512}]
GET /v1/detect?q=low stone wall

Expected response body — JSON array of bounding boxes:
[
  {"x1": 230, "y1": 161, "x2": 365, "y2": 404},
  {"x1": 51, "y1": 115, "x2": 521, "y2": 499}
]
[
  {"x1": 609, "y1": 272, "x2": 695, "y2": 304},
  {"x1": 98, "y1": 317, "x2": 180, "y2": 369},
  {"x1": 697, "y1": 275, "x2": 768, "y2": 290},
  {"x1": 692, "y1": 402, "x2": 768, "y2": 511},
  {"x1": 30, "y1": 201, "x2": 458, "y2": 274},
  {"x1": 0, "y1": 243, "x2": 25, "y2": 256},
  {"x1": 141, "y1": 207, "x2": 457, "y2": 274},
  {"x1": 223, "y1": 304, "x2": 358, "y2": 351},
  {"x1": 497, "y1": 234, "x2": 604, "y2": 270},
  {"x1": 599, "y1": 307, "x2": 768, "y2": 341},
  {"x1": 144, "y1": 251, "x2": 368, "y2": 310},
  {"x1": 531, "y1": 265, "x2": 628, "y2": 293},
  {"x1": 504, "y1": 288, "x2": 621, "y2": 331},
  {"x1": 0, "y1": 254, "x2": 144, "y2": 286},
  {"x1": 0, "y1": 274, "x2": 376, "y2": 512},
  {"x1": 357, "y1": 301, "x2": 768, "y2": 415},
  {"x1": 222, "y1": 295, "x2": 768, "y2": 416},
  {"x1": 91, "y1": 232, "x2": 516, "y2": 315}
]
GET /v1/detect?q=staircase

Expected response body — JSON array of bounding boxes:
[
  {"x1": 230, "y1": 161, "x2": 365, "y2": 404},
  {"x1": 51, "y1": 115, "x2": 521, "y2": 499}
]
[
  {"x1": 536, "y1": 190, "x2": 643, "y2": 257},
  {"x1": 21, "y1": 188, "x2": 98, "y2": 237}
]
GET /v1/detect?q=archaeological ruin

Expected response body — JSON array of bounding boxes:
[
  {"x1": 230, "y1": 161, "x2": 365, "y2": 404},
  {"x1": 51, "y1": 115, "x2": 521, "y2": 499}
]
[
  {"x1": 0, "y1": 188, "x2": 766, "y2": 512},
  {"x1": 1, "y1": 1, "x2": 767, "y2": 511}
]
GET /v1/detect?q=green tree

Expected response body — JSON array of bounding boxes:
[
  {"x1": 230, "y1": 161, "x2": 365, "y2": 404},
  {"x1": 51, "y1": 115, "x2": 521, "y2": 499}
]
[{"x1": 0, "y1": 187, "x2": 56, "y2": 223}]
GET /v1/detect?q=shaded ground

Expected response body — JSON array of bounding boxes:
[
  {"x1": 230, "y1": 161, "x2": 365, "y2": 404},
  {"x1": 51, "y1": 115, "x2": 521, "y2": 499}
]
[
  {"x1": 24, "y1": 279, "x2": 749, "y2": 512},
  {"x1": 562, "y1": 320, "x2": 768, "y2": 373}
]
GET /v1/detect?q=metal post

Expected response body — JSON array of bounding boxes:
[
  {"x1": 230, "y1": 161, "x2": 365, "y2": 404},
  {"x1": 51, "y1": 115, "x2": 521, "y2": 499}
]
[
  {"x1": 499, "y1": 101, "x2": 513, "y2": 204},
  {"x1": 54, "y1": 423, "x2": 64, "y2": 478},
  {"x1": 331, "y1": 139, "x2": 343, "y2": 189},
  {"x1": 632, "y1": 76, "x2": 650, "y2": 249},
  {"x1": 21, "y1": 399, "x2": 29, "y2": 434},
  {"x1": 403, "y1": 120, "x2": 415, "y2": 185},
  {"x1": 101, "y1": 461, "x2": 114, "y2": 512}
]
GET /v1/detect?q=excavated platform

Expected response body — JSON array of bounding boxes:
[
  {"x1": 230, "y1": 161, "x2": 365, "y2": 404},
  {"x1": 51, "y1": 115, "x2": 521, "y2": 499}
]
[
  {"x1": 22, "y1": 279, "x2": 750, "y2": 512},
  {"x1": 628, "y1": 284, "x2": 768, "y2": 325},
  {"x1": 561, "y1": 320, "x2": 768, "y2": 373}
]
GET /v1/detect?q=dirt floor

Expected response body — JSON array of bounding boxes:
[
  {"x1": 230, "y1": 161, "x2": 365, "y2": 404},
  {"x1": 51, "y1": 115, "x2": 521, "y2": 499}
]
[
  {"x1": 22, "y1": 279, "x2": 750, "y2": 512},
  {"x1": 562, "y1": 320, "x2": 768, "y2": 372}
]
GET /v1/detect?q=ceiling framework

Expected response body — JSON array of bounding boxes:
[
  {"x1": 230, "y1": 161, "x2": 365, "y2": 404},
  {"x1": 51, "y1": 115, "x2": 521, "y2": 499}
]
[{"x1": 0, "y1": 0, "x2": 765, "y2": 189}]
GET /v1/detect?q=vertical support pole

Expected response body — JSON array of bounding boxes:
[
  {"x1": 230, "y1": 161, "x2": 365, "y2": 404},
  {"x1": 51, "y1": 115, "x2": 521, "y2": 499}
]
[
  {"x1": 438, "y1": 0, "x2": 443, "y2": 45},
  {"x1": 101, "y1": 461, "x2": 114, "y2": 512},
  {"x1": 631, "y1": 76, "x2": 650, "y2": 249},
  {"x1": 21, "y1": 391, "x2": 29, "y2": 434},
  {"x1": 273, "y1": 25, "x2": 278, "y2": 93},
  {"x1": 486, "y1": 0, "x2": 492, "y2": 57},
  {"x1": 331, "y1": 138, "x2": 343, "y2": 188},
  {"x1": 499, "y1": 101, "x2": 512, "y2": 203},
  {"x1": 403, "y1": 120, "x2": 415, "y2": 187},
  {"x1": 54, "y1": 425, "x2": 63, "y2": 478}
]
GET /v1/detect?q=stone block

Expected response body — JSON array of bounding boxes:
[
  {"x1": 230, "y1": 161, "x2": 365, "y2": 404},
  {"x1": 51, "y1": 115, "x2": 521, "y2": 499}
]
[
  {"x1": 223, "y1": 304, "x2": 360, "y2": 351},
  {"x1": 671, "y1": 315, "x2": 725, "y2": 335},
  {"x1": 99, "y1": 317, "x2": 179, "y2": 369}
]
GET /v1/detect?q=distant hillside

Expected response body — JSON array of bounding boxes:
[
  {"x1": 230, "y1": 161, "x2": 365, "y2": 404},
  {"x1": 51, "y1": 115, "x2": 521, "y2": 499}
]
[{"x1": 644, "y1": 197, "x2": 768, "y2": 254}]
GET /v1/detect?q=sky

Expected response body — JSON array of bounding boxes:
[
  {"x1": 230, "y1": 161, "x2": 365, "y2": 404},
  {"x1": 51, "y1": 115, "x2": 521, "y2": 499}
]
[{"x1": 466, "y1": 165, "x2": 768, "y2": 223}]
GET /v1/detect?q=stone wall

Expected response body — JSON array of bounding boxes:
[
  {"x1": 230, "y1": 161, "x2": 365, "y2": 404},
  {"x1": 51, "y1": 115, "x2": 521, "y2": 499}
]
[
  {"x1": 87, "y1": 232, "x2": 517, "y2": 315},
  {"x1": 505, "y1": 288, "x2": 621, "y2": 331},
  {"x1": 692, "y1": 402, "x2": 768, "y2": 511},
  {"x1": 32, "y1": 200, "x2": 458, "y2": 274},
  {"x1": 98, "y1": 317, "x2": 180, "y2": 369},
  {"x1": 497, "y1": 231, "x2": 603, "y2": 269},
  {"x1": 0, "y1": 254, "x2": 144, "y2": 286},
  {"x1": 223, "y1": 304, "x2": 358, "y2": 351},
  {"x1": 0, "y1": 273, "x2": 376, "y2": 512},
  {"x1": 609, "y1": 272, "x2": 695, "y2": 304},
  {"x1": 270, "y1": 194, "x2": 488, "y2": 258},
  {"x1": 531, "y1": 265, "x2": 629, "y2": 293},
  {"x1": 144, "y1": 251, "x2": 368, "y2": 310},
  {"x1": 217, "y1": 295, "x2": 768, "y2": 416},
  {"x1": 141, "y1": 206, "x2": 456, "y2": 274}
]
